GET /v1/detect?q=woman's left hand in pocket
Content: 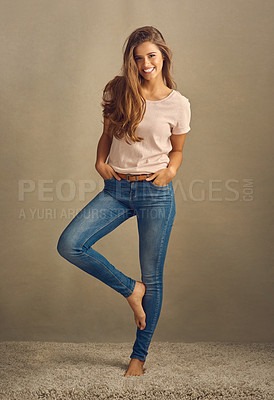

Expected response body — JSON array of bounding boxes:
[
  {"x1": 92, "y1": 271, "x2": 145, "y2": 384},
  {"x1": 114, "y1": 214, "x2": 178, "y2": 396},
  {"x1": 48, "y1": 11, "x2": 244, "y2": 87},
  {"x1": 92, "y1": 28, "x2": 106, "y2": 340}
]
[{"x1": 146, "y1": 167, "x2": 176, "y2": 186}]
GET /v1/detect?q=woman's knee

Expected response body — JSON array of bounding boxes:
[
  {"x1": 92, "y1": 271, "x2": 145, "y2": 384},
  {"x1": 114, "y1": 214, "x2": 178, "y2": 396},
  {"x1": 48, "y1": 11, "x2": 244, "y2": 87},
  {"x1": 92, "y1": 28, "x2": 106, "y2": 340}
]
[
  {"x1": 56, "y1": 231, "x2": 78, "y2": 259},
  {"x1": 56, "y1": 233, "x2": 67, "y2": 258}
]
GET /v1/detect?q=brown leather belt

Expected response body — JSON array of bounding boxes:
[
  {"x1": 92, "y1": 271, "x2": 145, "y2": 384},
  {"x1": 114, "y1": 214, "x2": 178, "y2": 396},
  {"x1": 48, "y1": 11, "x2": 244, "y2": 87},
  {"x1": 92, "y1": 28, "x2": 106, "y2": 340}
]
[{"x1": 117, "y1": 172, "x2": 154, "y2": 182}]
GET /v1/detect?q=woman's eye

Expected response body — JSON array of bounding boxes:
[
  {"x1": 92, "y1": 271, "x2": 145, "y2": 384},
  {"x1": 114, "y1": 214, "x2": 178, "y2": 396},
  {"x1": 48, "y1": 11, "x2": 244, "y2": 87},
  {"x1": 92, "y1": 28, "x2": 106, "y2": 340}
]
[{"x1": 135, "y1": 55, "x2": 155, "y2": 61}]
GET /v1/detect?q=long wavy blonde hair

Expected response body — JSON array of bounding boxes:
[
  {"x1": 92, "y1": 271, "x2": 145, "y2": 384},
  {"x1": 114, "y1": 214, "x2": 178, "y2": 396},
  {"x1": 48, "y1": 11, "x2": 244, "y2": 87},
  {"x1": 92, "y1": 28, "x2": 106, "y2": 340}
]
[{"x1": 101, "y1": 26, "x2": 176, "y2": 144}]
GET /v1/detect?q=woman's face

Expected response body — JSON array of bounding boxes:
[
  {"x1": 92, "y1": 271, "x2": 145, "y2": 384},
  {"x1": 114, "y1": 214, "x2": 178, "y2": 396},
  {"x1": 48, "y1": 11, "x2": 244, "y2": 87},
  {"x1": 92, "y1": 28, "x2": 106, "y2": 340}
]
[{"x1": 133, "y1": 41, "x2": 164, "y2": 81}]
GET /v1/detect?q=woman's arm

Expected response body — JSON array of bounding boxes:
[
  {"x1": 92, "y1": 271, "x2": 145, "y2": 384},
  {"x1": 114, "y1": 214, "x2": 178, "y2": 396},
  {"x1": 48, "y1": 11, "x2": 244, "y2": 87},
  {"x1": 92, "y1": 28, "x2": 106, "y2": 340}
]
[
  {"x1": 95, "y1": 118, "x2": 112, "y2": 165},
  {"x1": 95, "y1": 117, "x2": 121, "y2": 180},
  {"x1": 167, "y1": 133, "x2": 187, "y2": 176},
  {"x1": 146, "y1": 133, "x2": 187, "y2": 186}
]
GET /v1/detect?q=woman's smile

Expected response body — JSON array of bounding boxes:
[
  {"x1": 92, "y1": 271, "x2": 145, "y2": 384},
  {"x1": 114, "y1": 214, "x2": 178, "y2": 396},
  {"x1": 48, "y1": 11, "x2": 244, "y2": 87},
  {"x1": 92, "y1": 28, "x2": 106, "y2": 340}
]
[{"x1": 143, "y1": 67, "x2": 155, "y2": 74}]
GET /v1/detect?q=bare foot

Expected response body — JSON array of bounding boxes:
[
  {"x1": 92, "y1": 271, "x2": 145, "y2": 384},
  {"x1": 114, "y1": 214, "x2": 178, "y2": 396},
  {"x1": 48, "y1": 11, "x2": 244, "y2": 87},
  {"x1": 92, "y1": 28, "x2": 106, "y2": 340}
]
[
  {"x1": 124, "y1": 358, "x2": 145, "y2": 377},
  {"x1": 126, "y1": 281, "x2": 146, "y2": 330}
]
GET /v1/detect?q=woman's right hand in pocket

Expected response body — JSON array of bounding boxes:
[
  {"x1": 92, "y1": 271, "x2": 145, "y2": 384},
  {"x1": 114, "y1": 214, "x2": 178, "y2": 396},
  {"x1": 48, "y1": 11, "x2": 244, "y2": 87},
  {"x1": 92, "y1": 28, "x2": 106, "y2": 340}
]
[{"x1": 95, "y1": 162, "x2": 121, "y2": 181}]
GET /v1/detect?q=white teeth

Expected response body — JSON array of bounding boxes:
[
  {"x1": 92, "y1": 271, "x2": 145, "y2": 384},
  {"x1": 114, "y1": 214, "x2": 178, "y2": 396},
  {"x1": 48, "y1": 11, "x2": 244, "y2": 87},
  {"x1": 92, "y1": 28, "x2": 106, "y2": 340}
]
[{"x1": 143, "y1": 67, "x2": 154, "y2": 72}]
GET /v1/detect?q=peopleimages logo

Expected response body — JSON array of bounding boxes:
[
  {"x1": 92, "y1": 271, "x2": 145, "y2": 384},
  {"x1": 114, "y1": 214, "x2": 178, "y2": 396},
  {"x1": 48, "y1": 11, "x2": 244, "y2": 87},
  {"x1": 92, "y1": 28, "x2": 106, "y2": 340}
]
[{"x1": 17, "y1": 178, "x2": 254, "y2": 220}]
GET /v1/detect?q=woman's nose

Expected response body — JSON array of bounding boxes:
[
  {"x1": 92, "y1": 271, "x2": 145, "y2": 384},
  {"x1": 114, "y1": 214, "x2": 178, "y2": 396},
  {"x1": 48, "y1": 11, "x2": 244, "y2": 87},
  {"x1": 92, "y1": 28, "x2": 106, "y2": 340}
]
[{"x1": 143, "y1": 60, "x2": 152, "y2": 68}]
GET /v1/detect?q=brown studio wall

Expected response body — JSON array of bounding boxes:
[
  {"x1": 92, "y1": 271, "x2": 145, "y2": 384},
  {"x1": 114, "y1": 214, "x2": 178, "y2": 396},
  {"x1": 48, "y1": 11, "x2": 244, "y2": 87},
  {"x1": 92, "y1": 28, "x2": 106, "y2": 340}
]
[{"x1": 0, "y1": 0, "x2": 273, "y2": 343}]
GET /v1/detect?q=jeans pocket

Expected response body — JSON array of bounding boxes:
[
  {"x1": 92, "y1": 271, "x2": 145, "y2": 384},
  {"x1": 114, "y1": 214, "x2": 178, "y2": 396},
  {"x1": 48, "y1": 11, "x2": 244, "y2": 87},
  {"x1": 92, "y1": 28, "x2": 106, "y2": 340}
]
[
  {"x1": 149, "y1": 179, "x2": 170, "y2": 189},
  {"x1": 104, "y1": 176, "x2": 115, "y2": 182}
]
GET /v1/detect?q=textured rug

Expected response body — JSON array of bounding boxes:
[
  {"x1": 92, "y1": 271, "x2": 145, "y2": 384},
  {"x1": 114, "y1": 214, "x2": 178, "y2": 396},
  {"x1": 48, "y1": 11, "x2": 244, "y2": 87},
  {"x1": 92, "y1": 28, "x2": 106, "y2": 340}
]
[{"x1": 0, "y1": 341, "x2": 273, "y2": 399}]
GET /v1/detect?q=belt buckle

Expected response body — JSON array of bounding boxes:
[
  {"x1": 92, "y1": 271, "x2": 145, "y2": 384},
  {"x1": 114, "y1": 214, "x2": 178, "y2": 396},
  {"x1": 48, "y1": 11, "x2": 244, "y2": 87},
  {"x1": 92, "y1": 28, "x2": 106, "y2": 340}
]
[{"x1": 126, "y1": 174, "x2": 132, "y2": 182}]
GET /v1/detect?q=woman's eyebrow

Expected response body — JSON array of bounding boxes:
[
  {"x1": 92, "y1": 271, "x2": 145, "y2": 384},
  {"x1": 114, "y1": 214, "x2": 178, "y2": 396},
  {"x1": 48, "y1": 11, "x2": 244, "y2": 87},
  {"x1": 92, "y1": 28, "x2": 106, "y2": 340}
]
[{"x1": 134, "y1": 52, "x2": 157, "y2": 57}]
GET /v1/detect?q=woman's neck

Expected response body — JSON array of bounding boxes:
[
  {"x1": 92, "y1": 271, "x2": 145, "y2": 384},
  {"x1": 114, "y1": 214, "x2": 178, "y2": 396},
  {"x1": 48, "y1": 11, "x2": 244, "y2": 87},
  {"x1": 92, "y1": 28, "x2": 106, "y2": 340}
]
[{"x1": 141, "y1": 85, "x2": 172, "y2": 101}]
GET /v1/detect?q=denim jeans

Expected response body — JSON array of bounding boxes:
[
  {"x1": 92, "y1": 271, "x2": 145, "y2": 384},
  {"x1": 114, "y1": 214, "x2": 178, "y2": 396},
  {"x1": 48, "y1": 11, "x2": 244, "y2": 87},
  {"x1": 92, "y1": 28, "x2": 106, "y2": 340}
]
[{"x1": 57, "y1": 175, "x2": 176, "y2": 361}]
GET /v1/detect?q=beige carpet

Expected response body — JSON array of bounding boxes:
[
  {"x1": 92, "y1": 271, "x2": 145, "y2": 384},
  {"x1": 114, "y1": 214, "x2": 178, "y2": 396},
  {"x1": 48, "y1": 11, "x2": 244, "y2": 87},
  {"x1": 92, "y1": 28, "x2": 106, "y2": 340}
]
[{"x1": 0, "y1": 341, "x2": 273, "y2": 399}]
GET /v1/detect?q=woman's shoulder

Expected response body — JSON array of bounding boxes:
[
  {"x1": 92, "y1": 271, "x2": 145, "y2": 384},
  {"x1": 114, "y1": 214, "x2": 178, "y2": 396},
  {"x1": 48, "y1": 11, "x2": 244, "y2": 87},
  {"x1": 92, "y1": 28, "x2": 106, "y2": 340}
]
[{"x1": 172, "y1": 89, "x2": 190, "y2": 104}]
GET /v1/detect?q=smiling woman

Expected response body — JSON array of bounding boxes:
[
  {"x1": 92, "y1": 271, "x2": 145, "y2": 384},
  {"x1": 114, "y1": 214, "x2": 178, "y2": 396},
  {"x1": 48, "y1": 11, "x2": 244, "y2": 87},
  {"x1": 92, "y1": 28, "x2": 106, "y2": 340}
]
[
  {"x1": 134, "y1": 52, "x2": 157, "y2": 74},
  {"x1": 57, "y1": 25, "x2": 191, "y2": 378},
  {"x1": 134, "y1": 44, "x2": 164, "y2": 82}
]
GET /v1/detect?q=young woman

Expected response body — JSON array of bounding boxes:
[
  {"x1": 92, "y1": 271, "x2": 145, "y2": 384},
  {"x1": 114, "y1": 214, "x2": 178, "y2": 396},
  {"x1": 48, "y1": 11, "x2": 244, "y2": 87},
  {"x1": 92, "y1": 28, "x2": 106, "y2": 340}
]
[{"x1": 57, "y1": 26, "x2": 191, "y2": 377}]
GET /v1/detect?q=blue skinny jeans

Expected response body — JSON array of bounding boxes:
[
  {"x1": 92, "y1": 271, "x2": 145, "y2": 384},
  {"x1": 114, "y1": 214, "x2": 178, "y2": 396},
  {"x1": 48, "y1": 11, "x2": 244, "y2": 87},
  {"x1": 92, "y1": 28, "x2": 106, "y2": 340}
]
[{"x1": 57, "y1": 176, "x2": 176, "y2": 362}]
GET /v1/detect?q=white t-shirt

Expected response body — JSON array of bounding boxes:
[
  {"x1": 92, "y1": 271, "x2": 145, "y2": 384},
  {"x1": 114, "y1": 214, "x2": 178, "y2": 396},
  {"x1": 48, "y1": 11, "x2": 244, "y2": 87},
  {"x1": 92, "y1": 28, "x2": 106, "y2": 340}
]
[{"x1": 106, "y1": 89, "x2": 191, "y2": 174}]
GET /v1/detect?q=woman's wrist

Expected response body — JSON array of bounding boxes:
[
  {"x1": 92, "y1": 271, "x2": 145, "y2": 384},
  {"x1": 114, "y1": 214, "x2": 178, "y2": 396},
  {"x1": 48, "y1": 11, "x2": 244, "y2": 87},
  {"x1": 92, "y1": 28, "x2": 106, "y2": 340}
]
[
  {"x1": 167, "y1": 165, "x2": 177, "y2": 178},
  {"x1": 95, "y1": 160, "x2": 105, "y2": 170}
]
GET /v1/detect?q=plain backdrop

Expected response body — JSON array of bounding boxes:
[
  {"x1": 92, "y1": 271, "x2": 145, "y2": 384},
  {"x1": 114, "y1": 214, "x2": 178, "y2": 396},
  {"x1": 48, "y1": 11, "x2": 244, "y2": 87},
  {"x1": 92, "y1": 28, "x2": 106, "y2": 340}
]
[{"x1": 0, "y1": 0, "x2": 273, "y2": 343}]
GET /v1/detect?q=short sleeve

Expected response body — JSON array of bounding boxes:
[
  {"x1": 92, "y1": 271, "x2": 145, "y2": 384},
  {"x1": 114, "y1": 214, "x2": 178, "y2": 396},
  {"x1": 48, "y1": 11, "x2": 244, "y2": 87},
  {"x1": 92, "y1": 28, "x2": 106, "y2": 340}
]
[{"x1": 171, "y1": 97, "x2": 191, "y2": 135}]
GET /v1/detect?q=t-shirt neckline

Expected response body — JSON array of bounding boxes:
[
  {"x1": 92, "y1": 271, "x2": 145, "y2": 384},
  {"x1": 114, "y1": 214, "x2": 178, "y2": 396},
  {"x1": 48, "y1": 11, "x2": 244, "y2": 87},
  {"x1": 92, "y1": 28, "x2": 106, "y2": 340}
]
[{"x1": 145, "y1": 89, "x2": 175, "y2": 103}]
